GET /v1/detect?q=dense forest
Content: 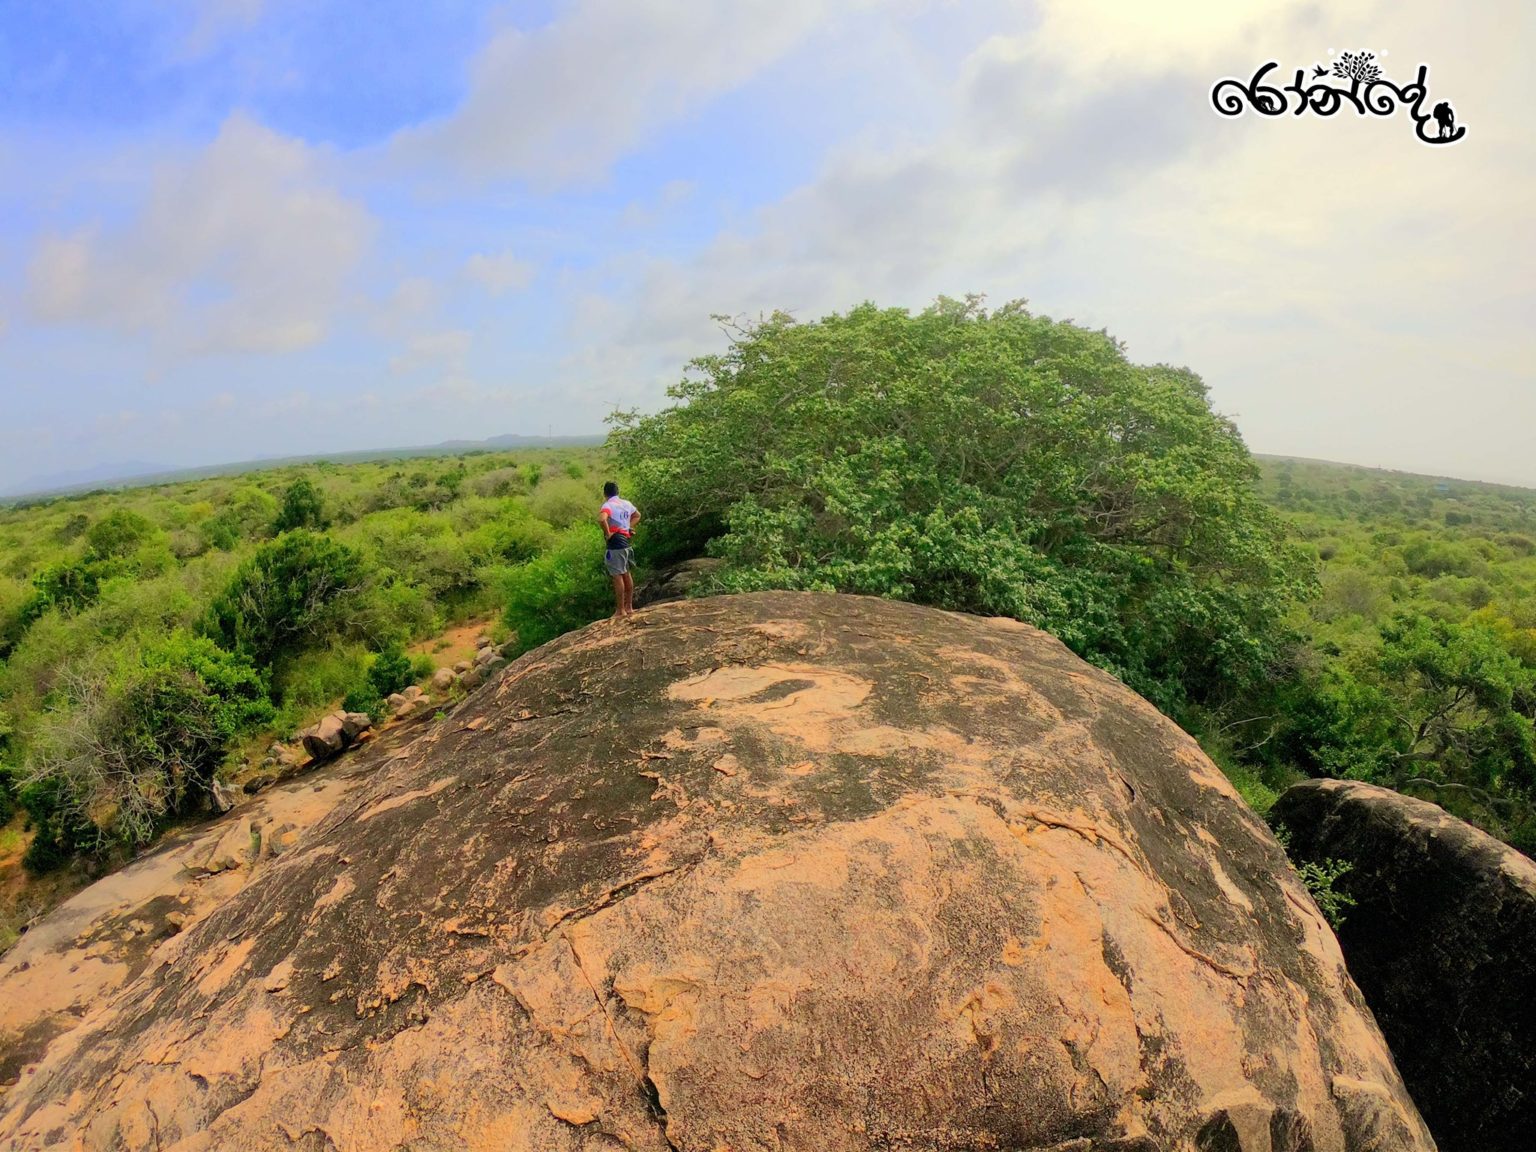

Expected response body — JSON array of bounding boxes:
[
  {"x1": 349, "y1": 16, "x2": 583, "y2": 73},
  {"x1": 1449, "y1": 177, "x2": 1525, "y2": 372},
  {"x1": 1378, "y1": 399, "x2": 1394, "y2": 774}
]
[{"x1": 2, "y1": 299, "x2": 1533, "y2": 949}]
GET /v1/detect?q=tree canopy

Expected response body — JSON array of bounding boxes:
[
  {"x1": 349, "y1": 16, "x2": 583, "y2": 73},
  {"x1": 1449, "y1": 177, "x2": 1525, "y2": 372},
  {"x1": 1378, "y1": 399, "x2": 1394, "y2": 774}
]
[{"x1": 612, "y1": 298, "x2": 1313, "y2": 713}]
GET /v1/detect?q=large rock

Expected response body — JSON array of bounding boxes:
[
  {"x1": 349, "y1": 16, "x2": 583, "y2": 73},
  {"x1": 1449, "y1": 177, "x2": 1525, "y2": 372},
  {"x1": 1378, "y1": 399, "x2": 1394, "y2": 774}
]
[
  {"x1": 339, "y1": 711, "x2": 373, "y2": 742},
  {"x1": 1273, "y1": 777, "x2": 1536, "y2": 1152},
  {"x1": 635, "y1": 556, "x2": 726, "y2": 608},
  {"x1": 299, "y1": 712, "x2": 347, "y2": 761},
  {"x1": 0, "y1": 593, "x2": 1431, "y2": 1151}
]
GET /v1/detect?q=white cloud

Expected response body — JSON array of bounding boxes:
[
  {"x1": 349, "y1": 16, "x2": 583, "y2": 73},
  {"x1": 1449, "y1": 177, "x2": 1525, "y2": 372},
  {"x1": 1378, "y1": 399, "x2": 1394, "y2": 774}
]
[
  {"x1": 463, "y1": 250, "x2": 536, "y2": 296},
  {"x1": 391, "y1": 0, "x2": 882, "y2": 186},
  {"x1": 180, "y1": 0, "x2": 266, "y2": 58},
  {"x1": 619, "y1": 179, "x2": 697, "y2": 229},
  {"x1": 560, "y1": 0, "x2": 1536, "y2": 483},
  {"x1": 389, "y1": 329, "x2": 472, "y2": 377},
  {"x1": 26, "y1": 114, "x2": 372, "y2": 356}
]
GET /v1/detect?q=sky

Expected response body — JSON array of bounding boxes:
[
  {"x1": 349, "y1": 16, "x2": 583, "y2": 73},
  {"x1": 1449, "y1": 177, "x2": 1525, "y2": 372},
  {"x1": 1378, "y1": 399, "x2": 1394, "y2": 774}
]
[{"x1": 0, "y1": 0, "x2": 1532, "y2": 492}]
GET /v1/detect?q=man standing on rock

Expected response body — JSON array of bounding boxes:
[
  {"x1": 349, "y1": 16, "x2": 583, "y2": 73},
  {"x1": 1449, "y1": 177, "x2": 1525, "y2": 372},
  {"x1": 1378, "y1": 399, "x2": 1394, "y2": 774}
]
[{"x1": 599, "y1": 481, "x2": 640, "y2": 620}]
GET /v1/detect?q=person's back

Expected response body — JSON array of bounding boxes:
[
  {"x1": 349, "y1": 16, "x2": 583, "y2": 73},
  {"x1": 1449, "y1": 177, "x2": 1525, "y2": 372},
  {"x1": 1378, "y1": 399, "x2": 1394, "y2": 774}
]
[{"x1": 598, "y1": 481, "x2": 640, "y2": 618}]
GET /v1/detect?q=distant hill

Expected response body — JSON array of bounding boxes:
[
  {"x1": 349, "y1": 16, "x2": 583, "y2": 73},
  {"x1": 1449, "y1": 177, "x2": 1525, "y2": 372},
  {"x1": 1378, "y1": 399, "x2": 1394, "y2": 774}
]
[
  {"x1": 0, "y1": 434, "x2": 606, "y2": 502},
  {"x1": 1254, "y1": 455, "x2": 1536, "y2": 496},
  {"x1": 1, "y1": 460, "x2": 174, "y2": 498}
]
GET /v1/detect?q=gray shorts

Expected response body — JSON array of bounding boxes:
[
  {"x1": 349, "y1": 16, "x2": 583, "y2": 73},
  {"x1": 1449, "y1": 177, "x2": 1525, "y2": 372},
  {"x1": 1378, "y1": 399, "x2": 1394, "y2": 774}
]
[{"x1": 604, "y1": 547, "x2": 632, "y2": 576}]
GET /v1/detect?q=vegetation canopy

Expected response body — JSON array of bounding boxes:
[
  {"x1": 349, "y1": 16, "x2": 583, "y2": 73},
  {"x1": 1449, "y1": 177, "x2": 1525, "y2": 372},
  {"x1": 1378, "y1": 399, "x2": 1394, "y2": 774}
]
[{"x1": 612, "y1": 297, "x2": 1313, "y2": 715}]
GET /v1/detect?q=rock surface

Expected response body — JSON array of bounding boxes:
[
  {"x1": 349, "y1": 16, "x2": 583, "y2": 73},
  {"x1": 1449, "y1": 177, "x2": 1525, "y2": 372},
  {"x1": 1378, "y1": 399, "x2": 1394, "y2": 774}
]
[
  {"x1": 299, "y1": 713, "x2": 347, "y2": 760},
  {"x1": 634, "y1": 556, "x2": 725, "y2": 608},
  {"x1": 0, "y1": 593, "x2": 1432, "y2": 1151},
  {"x1": 1273, "y1": 777, "x2": 1536, "y2": 1152},
  {"x1": 299, "y1": 711, "x2": 372, "y2": 761}
]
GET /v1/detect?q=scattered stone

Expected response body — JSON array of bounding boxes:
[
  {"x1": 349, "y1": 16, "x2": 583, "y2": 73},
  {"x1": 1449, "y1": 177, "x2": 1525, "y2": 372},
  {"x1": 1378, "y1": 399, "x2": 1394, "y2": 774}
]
[
  {"x1": 473, "y1": 647, "x2": 497, "y2": 667},
  {"x1": 431, "y1": 668, "x2": 455, "y2": 692},
  {"x1": 210, "y1": 777, "x2": 239, "y2": 815},
  {"x1": 453, "y1": 660, "x2": 471, "y2": 674},
  {"x1": 300, "y1": 714, "x2": 347, "y2": 761},
  {"x1": 385, "y1": 692, "x2": 407, "y2": 710},
  {"x1": 401, "y1": 685, "x2": 424, "y2": 702},
  {"x1": 242, "y1": 773, "x2": 276, "y2": 795},
  {"x1": 496, "y1": 640, "x2": 517, "y2": 658},
  {"x1": 458, "y1": 668, "x2": 483, "y2": 691},
  {"x1": 475, "y1": 635, "x2": 493, "y2": 649},
  {"x1": 1273, "y1": 778, "x2": 1536, "y2": 1152},
  {"x1": 482, "y1": 656, "x2": 507, "y2": 675},
  {"x1": 339, "y1": 712, "x2": 372, "y2": 742}
]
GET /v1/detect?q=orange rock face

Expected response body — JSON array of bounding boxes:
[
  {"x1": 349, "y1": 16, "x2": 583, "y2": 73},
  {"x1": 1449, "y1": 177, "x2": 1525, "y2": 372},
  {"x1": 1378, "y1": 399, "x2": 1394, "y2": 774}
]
[{"x1": 0, "y1": 593, "x2": 1433, "y2": 1151}]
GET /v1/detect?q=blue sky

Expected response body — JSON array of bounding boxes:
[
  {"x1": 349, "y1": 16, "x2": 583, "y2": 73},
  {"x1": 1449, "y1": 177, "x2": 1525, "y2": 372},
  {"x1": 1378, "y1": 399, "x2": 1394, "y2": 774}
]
[{"x1": 0, "y1": 0, "x2": 1532, "y2": 492}]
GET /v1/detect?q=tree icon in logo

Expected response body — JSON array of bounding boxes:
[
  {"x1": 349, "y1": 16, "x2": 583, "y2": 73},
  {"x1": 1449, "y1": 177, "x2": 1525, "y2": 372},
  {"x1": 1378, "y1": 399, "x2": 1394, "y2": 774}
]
[{"x1": 1332, "y1": 50, "x2": 1383, "y2": 94}]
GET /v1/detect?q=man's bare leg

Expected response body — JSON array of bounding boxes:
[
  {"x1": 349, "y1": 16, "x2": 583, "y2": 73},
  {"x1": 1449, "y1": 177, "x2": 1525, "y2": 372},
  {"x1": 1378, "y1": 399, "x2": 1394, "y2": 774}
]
[
  {"x1": 621, "y1": 571, "x2": 635, "y2": 616},
  {"x1": 611, "y1": 574, "x2": 626, "y2": 620}
]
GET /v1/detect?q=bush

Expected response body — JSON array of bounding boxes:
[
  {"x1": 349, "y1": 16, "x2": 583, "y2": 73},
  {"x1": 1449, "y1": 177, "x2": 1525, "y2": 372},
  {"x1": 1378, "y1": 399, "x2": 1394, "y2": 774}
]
[
  {"x1": 466, "y1": 505, "x2": 555, "y2": 565},
  {"x1": 19, "y1": 634, "x2": 273, "y2": 868},
  {"x1": 343, "y1": 641, "x2": 418, "y2": 716},
  {"x1": 31, "y1": 555, "x2": 114, "y2": 616},
  {"x1": 86, "y1": 508, "x2": 157, "y2": 558},
  {"x1": 1272, "y1": 825, "x2": 1358, "y2": 928},
  {"x1": 527, "y1": 477, "x2": 595, "y2": 530},
  {"x1": 274, "y1": 477, "x2": 326, "y2": 533},
  {"x1": 274, "y1": 644, "x2": 373, "y2": 732},
  {"x1": 348, "y1": 510, "x2": 475, "y2": 598},
  {"x1": 0, "y1": 768, "x2": 16, "y2": 827},
  {"x1": 501, "y1": 524, "x2": 614, "y2": 654},
  {"x1": 201, "y1": 485, "x2": 279, "y2": 551},
  {"x1": 206, "y1": 530, "x2": 370, "y2": 673}
]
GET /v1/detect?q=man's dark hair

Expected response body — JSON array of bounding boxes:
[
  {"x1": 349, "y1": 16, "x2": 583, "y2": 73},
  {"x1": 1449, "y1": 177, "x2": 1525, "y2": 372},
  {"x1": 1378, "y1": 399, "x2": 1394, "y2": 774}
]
[{"x1": 603, "y1": 481, "x2": 619, "y2": 498}]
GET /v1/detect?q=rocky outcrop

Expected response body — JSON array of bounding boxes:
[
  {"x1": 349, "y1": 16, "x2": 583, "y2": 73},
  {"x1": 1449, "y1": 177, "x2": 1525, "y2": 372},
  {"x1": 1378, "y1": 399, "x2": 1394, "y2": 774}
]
[
  {"x1": 299, "y1": 711, "x2": 372, "y2": 761},
  {"x1": 0, "y1": 593, "x2": 1432, "y2": 1151},
  {"x1": 0, "y1": 756, "x2": 380, "y2": 1099},
  {"x1": 1273, "y1": 777, "x2": 1536, "y2": 1152},
  {"x1": 634, "y1": 556, "x2": 725, "y2": 607}
]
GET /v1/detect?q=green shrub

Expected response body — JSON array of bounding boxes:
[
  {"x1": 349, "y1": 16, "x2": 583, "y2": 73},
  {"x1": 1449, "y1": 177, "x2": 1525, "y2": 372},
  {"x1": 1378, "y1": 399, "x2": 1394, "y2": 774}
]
[
  {"x1": 0, "y1": 768, "x2": 16, "y2": 826},
  {"x1": 347, "y1": 510, "x2": 474, "y2": 598},
  {"x1": 527, "y1": 477, "x2": 595, "y2": 531},
  {"x1": 86, "y1": 509, "x2": 157, "y2": 558},
  {"x1": 19, "y1": 634, "x2": 273, "y2": 868},
  {"x1": 466, "y1": 505, "x2": 555, "y2": 565},
  {"x1": 206, "y1": 530, "x2": 369, "y2": 673},
  {"x1": 344, "y1": 639, "x2": 419, "y2": 716},
  {"x1": 274, "y1": 477, "x2": 327, "y2": 533},
  {"x1": 0, "y1": 576, "x2": 34, "y2": 657},
  {"x1": 31, "y1": 555, "x2": 114, "y2": 616},
  {"x1": 1273, "y1": 825, "x2": 1358, "y2": 928},
  {"x1": 273, "y1": 643, "x2": 372, "y2": 731},
  {"x1": 501, "y1": 524, "x2": 614, "y2": 654},
  {"x1": 19, "y1": 773, "x2": 95, "y2": 873}
]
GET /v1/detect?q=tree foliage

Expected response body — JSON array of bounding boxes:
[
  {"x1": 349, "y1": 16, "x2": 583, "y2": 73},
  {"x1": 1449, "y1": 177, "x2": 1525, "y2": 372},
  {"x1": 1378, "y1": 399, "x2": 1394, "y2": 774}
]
[
  {"x1": 205, "y1": 530, "x2": 369, "y2": 673},
  {"x1": 20, "y1": 633, "x2": 272, "y2": 870},
  {"x1": 274, "y1": 477, "x2": 327, "y2": 533},
  {"x1": 501, "y1": 524, "x2": 614, "y2": 655},
  {"x1": 612, "y1": 298, "x2": 1312, "y2": 713}
]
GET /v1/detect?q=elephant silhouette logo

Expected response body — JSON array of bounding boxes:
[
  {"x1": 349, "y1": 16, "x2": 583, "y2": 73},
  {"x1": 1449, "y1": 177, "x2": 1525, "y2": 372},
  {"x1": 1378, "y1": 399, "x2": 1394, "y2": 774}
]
[{"x1": 1211, "y1": 50, "x2": 1466, "y2": 145}]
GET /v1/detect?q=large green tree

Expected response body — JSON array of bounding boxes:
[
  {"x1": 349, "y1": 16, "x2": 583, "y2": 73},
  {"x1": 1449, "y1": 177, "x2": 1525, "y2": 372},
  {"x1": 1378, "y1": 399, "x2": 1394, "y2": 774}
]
[{"x1": 611, "y1": 298, "x2": 1312, "y2": 713}]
